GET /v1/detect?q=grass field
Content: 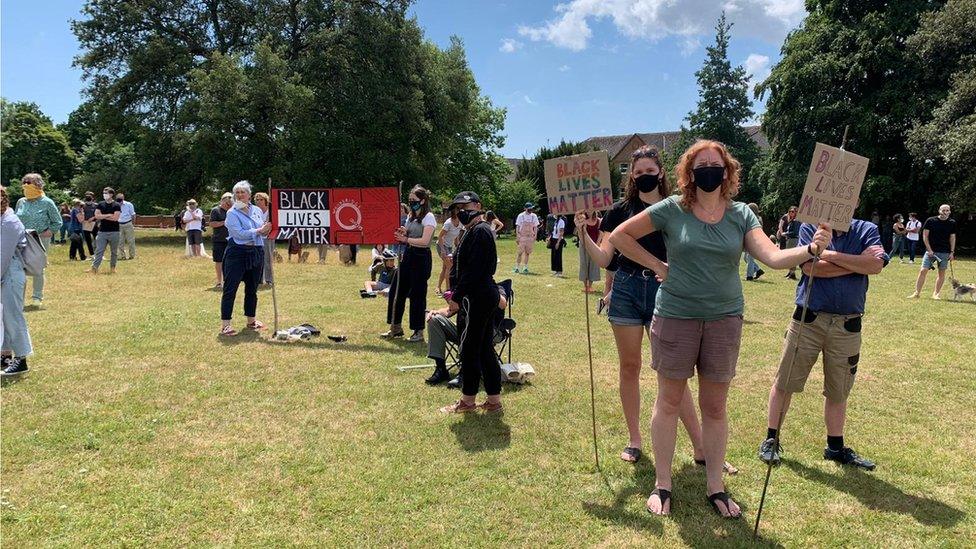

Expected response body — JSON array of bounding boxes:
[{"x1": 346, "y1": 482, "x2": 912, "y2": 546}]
[{"x1": 1, "y1": 229, "x2": 974, "y2": 547}]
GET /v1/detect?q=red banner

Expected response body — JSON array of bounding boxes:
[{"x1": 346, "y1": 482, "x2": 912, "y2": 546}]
[{"x1": 329, "y1": 187, "x2": 400, "y2": 245}]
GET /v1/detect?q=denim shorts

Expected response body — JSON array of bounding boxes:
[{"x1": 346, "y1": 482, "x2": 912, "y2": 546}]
[
  {"x1": 608, "y1": 267, "x2": 660, "y2": 327},
  {"x1": 921, "y1": 251, "x2": 950, "y2": 270}
]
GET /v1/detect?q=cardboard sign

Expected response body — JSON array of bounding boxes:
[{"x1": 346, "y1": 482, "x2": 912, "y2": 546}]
[
  {"x1": 797, "y1": 143, "x2": 869, "y2": 232},
  {"x1": 271, "y1": 188, "x2": 330, "y2": 244},
  {"x1": 544, "y1": 151, "x2": 613, "y2": 215},
  {"x1": 329, "y1": 187, "x2": 400, "y2": 245}
]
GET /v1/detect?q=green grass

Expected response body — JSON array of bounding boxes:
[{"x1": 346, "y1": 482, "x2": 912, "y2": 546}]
[{"x1": 2, "y1": 229, "x2": 974, "y2": 547}]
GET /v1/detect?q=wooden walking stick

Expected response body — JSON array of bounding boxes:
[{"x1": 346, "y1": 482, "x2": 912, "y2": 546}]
[{"x1": 583, "y1": 248, "x2": 601, "y2": 471}]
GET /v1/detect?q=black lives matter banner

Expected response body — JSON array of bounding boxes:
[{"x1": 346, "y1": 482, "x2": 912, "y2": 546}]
[{"x1": 270, "y1": 189, "x2": 330, "y2": 244}]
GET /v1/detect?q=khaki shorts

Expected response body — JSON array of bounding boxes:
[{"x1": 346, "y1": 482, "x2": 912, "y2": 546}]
[
  {"x1": 517, "y1": 238, "x2": 534, "y2": 255},
  {"x1": 650, "y1": 315, "x2": 743, "y2": 383},
  {"x1": 775, "y1": 307, "x2": 862, "y2": 402}
]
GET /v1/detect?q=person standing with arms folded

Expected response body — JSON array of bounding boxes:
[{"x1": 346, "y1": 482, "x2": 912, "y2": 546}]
[
  {"x1": 210, "y1": 192, "x2": 233, "y2": 289},
  {"x1": 82, "y1": 192, "x2": 98, "y2": 256},
  {"x1": 513, "y1": 202, "x2": 540, "y2": 274},
  {"x1": 219, "y1": 181, "x2": 271, "y2": 336},
  {"x1": 777, "y1": 206, "x2": 802, "y2": 280},
  {"x1": 383, "y1": 186, "x2": 436, "y2": 343},
  {"x1": 439, "y1": 191, "x2": 504, "y2": 413},
  {"x1": 907, "y1": 204, "x2": 956, "y2": 300},
  {"x1": 549, "y1": 214, "x2": 566, "y2": 277},
  {"x1": 14, "y1": 174, "x2": 62, "y2": 307},
  {"x1": 87, "y1": 187, "x2": 122, "y2": 275},
  {"x1": 611, "y1": 139, "x2": 830, "y2": 518},
  {"x1": 183, "y1": 199, "x2": 204, "y2": 257},
  {"x1": 759, "y1": 217, "x2": 887, "y2": 471},
  {"x1": 1, "y1": 186, "x2": 33, "y2": 377},
  {"x1": 904, "y1": 212, "x2": 921, "y2": 263},
  {"x1": 578, "y1": 145, "x2": 723, "y2": 469},
  {"x1": 67, "y1": 199, "x2": 87, "y2": 261},
  {"x1": 116, "y1": 192, "x2": 137, "y2": 260}
]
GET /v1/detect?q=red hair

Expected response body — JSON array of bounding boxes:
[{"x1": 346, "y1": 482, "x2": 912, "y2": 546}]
[{"x1": 675, "y1": 139, "x2": 740, "y2": 209}]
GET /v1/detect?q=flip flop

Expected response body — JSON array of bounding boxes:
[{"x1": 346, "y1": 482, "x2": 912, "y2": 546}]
[
  {"x1": 299, "y1": 323, "x2": 321, "y2": 336},
  {"x1": 707, "y1": 491, "x2": 741, "y2": 519},
  {"x1": 219, "y1": 325, "x2": 238, "y2": 337},
  {"x1": 621, "y1": 446, "x2": 642, "y2": 463},
  {"x1": 327, "y1": 335, "x2": 347, "y2": 342},
  {"x1": 695, "y1": 459, "x2": 739, "y2": 475},
  {"x1": 646, "y1": 488, "x2": 672, "y2": 516}
]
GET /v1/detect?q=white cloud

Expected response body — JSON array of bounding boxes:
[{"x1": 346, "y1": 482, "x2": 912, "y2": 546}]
[
  {"x1": 499, "y1": 38, "x2": 523, "y2": 53},
  {"x1": 744, "y1": 53, "x2": 771, "y2": 90},
  {"x1": 523, "y1": 95, "x2": 536, "y2": 105},
  {"x1": 680, "y1": 37, "x2": 701, "y2": 57},
  {"x1": 517, "y1": 0, "x2": 805, "y2": 51},
  {"x1": 558, "y1": 64, "x2": 571, "y2": 72}
]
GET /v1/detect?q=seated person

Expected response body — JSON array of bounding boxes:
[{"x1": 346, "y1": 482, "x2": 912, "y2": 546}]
[
  {"x1": 362, "y1": 250, "x2": 397, "y2": 298},
  {"x1": 424, "y1": 284, "x2": 508, "y2": 385}
]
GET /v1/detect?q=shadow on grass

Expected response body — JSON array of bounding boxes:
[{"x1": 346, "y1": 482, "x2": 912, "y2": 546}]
[
  {"x1": 582, "y1": 463, "x2": 784, "y2": 548},
  {"x1": 448, "y1": 411, "x2": 511, "y2": 452},
  {"x1": 785, "y1": 460, "x2": 965, "y2": 527}
]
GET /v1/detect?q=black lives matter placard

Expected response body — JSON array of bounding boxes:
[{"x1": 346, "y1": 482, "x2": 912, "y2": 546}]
[{"x1": 271, "y1": 189, "x2": 329, "y2": 244}]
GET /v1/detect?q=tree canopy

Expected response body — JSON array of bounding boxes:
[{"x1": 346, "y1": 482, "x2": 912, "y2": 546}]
[{"x1": 67, "y1": 0, "x2": 507, "y2": 211}]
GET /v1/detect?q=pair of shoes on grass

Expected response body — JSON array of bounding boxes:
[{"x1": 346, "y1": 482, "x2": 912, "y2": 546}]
[{"x1": 758, "y1": 437, "x2": 875, "y2": 470}]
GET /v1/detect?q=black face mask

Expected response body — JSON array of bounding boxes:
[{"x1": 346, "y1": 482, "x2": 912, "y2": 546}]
[
  {"x1": 457, "y1": 208, "x2": 482, "y2": 226},
  {"x1": 635, "y1": 173, "x2": 660, "y2": 194},
  {"x1": 693, "y1": 166, "x2": 724, "y2": 193}
]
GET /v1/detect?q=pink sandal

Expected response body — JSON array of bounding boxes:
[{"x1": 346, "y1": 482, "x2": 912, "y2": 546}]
[
  {"x1": 246, "y1": 320, "x2": 266, "y2": 331},
  {"x1": 219, "y1": 325, "x2": 238, "y2": 337}
]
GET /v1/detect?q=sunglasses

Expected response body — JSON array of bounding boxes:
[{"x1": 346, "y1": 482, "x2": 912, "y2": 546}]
[{"x1": 632, "y1": 149, "x2": 659, "y2": 159}]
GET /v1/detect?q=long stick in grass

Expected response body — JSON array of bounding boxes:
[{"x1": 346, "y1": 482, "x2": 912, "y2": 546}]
[
  {"x1": 389, "y1": 181, "x2": 405, "y2": 334},
  {"x1": 755, "y1": 126, "x2": 849, "y2": 539},
  {"x1": 268, "y1": 177, "x2": 280, "y2": 335},
  {"x1": 583, "y1": 241, "x2": 600, "y2": 470}
]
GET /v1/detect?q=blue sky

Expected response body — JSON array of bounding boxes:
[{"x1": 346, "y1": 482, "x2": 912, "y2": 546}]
[{"x1": 1, "y1": 0, "x2": 804, "y2": 158}]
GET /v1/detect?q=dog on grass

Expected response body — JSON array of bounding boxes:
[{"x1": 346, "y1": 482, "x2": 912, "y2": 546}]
[
  {"x1": 273, "y1": 250, "x2": 284, "y2": 263},
  {"x1": 950, "y1": 279, "x2": 976, "y2": 301}
]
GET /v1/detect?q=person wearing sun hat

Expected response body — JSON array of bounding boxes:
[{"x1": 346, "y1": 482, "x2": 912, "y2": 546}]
[{"x1": 513, "y1": 201, "x2": 539, "y2": 274}]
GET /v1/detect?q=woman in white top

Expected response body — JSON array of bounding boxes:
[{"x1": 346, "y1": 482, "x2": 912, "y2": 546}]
[
  {"x1": 436, "y1": 207, "x2": 462, "y2": 295},
  {"x1": 382, "y1": 185, "x2": 437, "y2": 342},
  {"x1": 183, "y1": 199, "x2": 204, "y2": 257},
  {"x1": 904, "y1": 212, "x2": 921, "y2": 263}
]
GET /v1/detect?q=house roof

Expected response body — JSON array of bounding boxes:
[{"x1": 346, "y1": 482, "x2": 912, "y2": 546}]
[
  {"x1": 583, "y1": 125, "x2": 769, "y2": 157},
  {"x1": 579, "y1": 134, "x2": 645, "y2": 158}
]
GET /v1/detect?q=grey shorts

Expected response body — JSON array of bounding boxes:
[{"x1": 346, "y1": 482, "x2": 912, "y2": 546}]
[{"x1": 649, "y1": 315, "x2": 743, "y2": 383}]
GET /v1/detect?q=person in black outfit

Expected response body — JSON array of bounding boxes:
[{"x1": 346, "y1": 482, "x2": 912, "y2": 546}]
[
  {"x1": 382, "y1": 185, "x2": 437, "y2": 342},
  {"x1": 440, "y1": 191, "x2": 504, "y2": 414}
]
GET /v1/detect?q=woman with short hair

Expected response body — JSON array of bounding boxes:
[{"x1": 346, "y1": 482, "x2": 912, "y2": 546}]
[
  {"x1": 219, "y1": 181, "x2": 272, "y2": 336},
  {"x1": 611, "y1": 139, "x2": 830, "y2": 518},
  {"x1": 383, "y1": 185, "x2": 436, "y2": 342},
  {"x1": 183, "y1": 199, "x2": 204, "y2": 257},
  {"x1": 254, "y1": 192, "x2": 275, "y2": 287},
  {"x1": 1, "y1": 186, "x2": 33, "y2": 376}
]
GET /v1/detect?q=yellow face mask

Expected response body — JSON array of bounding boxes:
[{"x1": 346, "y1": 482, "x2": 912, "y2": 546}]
[{"x1": 23, "y1": 184, "x2": 44, "y2": 200}]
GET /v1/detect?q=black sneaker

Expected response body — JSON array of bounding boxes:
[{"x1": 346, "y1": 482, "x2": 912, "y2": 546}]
[
  {"x1": 746, "y1": 276, "x2": 754, "y2": 281},
  {"x1": 824, "y1": 446, "x2": 876, "y2": 471},
  {"x1": 755, "y1": 269, "x2": 765, "y2": 280},
  {"x1": 425, "y1": 366, "x2": 451, "y2": 386},
  {"x1": 758, "y1": 438, "x2": 782, "y2": 465},
  {"x1": 786, "y1": 272, "x2": 798, "y2": 280},
  {"x1": 1, "y1": 357, "x2": 29, "y2": 376}
]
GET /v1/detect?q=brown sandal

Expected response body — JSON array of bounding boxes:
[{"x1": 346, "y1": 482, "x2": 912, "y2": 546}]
[{"x1": 440, "y1": 399, "x2": 478, "y2": 414}]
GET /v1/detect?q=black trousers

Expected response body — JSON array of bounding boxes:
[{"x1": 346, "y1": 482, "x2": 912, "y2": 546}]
[
  {"x1": 69, "y1": 232, "x2": 87, "y2": 260},
  {"x1": 387, "y1": 247, "x2": 432, "y2": 331},
  {"x1": 221, "y1": 243, "x2": 264, "y2": 320},
  {"x1": 550, "y1": 240, "x2": 564, "y2": 272},
  {"x1": 83, "y1": 229, "x2": 95, "y2": 255},
  {"x1": 460, "y1": 291, "x2": 502, "y2": 397}
]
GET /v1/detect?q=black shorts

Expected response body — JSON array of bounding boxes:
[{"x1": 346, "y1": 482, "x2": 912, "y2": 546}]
[
  {"x1": 187, "y1": 229, "x2": 203, "y2": 245},
  {"x1": 212, "y1": 241, "x2": 227, "y2": 262}
]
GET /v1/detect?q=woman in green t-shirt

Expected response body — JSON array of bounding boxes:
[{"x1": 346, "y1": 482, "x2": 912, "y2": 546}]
[{"x1": 610, "y1": 139, "x2": 830, "y2": 519}]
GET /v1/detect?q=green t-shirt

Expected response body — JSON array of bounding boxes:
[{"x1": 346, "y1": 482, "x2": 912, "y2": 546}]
[{"x1": 647, "y1": 197, "x2": 761, "y2": 320}]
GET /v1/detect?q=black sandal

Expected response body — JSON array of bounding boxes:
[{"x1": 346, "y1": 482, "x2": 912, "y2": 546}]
[
  {"x1": 707, "y1": 491, "x2": 741, "y2": 519},
  {"x1": 646, "y1": 488, "x2": 672, "y2": 516},
  {"x1": 620, "y1": 446, "x2": 642, "y2": 463}
]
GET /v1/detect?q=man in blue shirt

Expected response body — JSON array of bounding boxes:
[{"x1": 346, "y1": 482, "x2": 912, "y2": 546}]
[
  {"x1": 116, "y1": 192, "x2": 137, "y2": 260},
  {"x1": 759, "y1": 219, "x2": 888, "y2": 471}
]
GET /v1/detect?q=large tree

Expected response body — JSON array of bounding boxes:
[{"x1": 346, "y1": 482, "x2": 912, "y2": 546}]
[
  {"x1": 755, "y1": 0, "x2": 945, "y2": 218},
  {"x1": 682, "y1": 13, "x2": 760, "y2": 201},
  {"x1": 905, "y1": 0, "x2": 976, "y2": 211},
  {"x1": 72, "y1": 0, "x2": 506, "y2": 210},
  {"x1": 0, "y1": 99, "x2": 77, "y2": 185}
]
